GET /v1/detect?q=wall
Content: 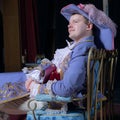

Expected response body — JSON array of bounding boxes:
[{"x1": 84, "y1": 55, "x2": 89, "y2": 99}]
[{"x1": 2, "y1": 0, "x2": 21, "y2": 72}]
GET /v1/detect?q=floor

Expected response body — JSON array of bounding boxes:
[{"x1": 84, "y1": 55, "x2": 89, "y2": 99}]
[
  {"x1": 113, "y1": 87, "x2": 120, "y2": 120},
  {"x1": 112, "y1": 103, "x2": 120, "y2": 119}
]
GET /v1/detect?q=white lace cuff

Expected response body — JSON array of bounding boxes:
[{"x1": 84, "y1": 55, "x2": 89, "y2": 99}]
[
  {"x1": 30, "y1": 83, "x2": 40, "y2": 97},
  {"x1": 46, "y1": 80, "x2": 57, "y2": 97}
]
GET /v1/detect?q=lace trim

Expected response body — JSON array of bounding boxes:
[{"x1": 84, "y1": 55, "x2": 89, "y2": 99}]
[
  {"x1": 45, "y1": 80, "x2": 57, "y2": 96},
  {"x1": 30, "y1": 83, "x2": 40, "y2": 97}
]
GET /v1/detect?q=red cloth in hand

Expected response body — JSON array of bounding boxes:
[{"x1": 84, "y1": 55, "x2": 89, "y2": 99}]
[
  {"x1": 43, "y1": 64, "x2": 56, "y2": 83},
  {"x1": 49, "y1": 70, "x2": 60, "y2": 80}
]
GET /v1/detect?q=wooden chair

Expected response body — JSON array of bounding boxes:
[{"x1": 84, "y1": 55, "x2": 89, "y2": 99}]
[
  {"x1": 100, "y1": 49, "x2": 118, "y2": 120},
  {"x1": 107, "y1": 49, "x2": 118, "y2": 120},
  {"x1": 87, "y1": 48, "x2": 106, "y2": 120},
  {"x1": 26, "y1": 48, "x2": 115, "y2": 120}
]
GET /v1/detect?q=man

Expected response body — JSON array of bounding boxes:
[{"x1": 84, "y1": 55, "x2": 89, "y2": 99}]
[
  {"x1": 26, "y1": 3, "x2": 117, "y2": 99},
  {"x1": 0, "y1": 3, "x2": 117, "y2": 116},
  {"x1": 26, "y1": 12, "x2": 96, "y2": 98}
]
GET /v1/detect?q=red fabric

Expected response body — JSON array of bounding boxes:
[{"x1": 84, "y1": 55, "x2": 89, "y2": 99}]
[
  {"x1": 49, "y1": 70, "x2": 60, "y2": 80},
  {"x1": 42, "y1": 65, "x2": 61, "y2": 83},
  {"x1": 25, "y1": 0, "x2": 37, "y2": 62},
  {"x1": 43, "y1": 65, "x2": 57, "y2": 83},
  {"x1": 19, "y1": 0, "x2": 38, "y2": 62}
]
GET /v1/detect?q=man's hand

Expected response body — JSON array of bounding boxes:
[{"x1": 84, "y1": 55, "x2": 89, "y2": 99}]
[
  {"x1": 25, "y1": 78, "x2": 41, "y2": 97},
  {"x1": 25, "y1": 78, "x2": 34, "y2": 91}
]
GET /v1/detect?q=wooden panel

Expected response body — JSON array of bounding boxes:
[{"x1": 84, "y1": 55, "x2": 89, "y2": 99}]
[{"x1": 3, "y1": 0, "x2": 21, "y2": 72}]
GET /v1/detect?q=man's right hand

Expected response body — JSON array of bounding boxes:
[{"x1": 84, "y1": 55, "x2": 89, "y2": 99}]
[{"x1": 25, "y1": 78, "x2": 34, "y2": 91}]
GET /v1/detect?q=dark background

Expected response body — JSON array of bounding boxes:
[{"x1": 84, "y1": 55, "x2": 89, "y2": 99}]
[{"x1": 36, "y1": 0, "x2": 103, "y2": 59}]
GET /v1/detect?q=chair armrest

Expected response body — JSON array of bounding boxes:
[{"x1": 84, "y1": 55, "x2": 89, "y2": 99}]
[
  {"x1": 97, "y1": 92, "x2": 107, "y2": 102},
  {"x1": 35, "y1": 94, "x2": 72, "y2": 102}
]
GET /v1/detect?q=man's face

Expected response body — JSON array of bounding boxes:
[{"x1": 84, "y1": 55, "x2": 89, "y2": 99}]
[{"x1": 68, "y1": 14, "x2": 90, "y2": 42}]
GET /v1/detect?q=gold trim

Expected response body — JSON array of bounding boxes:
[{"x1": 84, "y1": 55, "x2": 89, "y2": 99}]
[{"x1": 0, "y1": 93, "x2": 30, "y2": 104}]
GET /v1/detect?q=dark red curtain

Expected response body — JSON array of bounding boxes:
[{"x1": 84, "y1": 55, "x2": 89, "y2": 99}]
[{"x1": 19, "y1": 0, "x2": 38, "y2": 63}]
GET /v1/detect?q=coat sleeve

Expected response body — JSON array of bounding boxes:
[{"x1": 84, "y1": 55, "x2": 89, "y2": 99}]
[{"x1": 51, "y1": 48, "x2": 88, "y2": 97}]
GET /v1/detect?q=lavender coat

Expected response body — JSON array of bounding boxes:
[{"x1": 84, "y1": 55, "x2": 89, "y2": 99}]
[{"x1": 52, "y1": 36, "x2": 96, "y2": 98}]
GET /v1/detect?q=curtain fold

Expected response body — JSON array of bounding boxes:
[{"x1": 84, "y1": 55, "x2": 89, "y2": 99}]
[{"x1": 19, "y1": 0, "x2": 38, "y2": 63}]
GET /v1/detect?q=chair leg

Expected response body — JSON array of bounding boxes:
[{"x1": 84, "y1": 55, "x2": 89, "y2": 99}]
[
  {"x1": 99, "y1": 101, "x2": 107, "y2": 120},
  {"x1": 100, "y1": 101, "x2": 103, "y2": 120},
  {"x1": 109, "y1": 100, "x2": 114, "y2": 120},
  {"x1": 103, "y1": 103, "x2": 107, "y2": 120},
  {"x1": 107, "y1": 100, "x2": 114, "y2": 120}
]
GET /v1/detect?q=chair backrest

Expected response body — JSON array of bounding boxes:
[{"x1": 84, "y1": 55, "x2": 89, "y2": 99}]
[
  {"x1": 86, "y1": 47, "x2": 118, "y2": 120},
  {"x1": 87, "y1": 47, "x2": 104, "y2": 120},
  {"x1": 102, "y1": 49, "x2": 118, "y2": 98}
]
